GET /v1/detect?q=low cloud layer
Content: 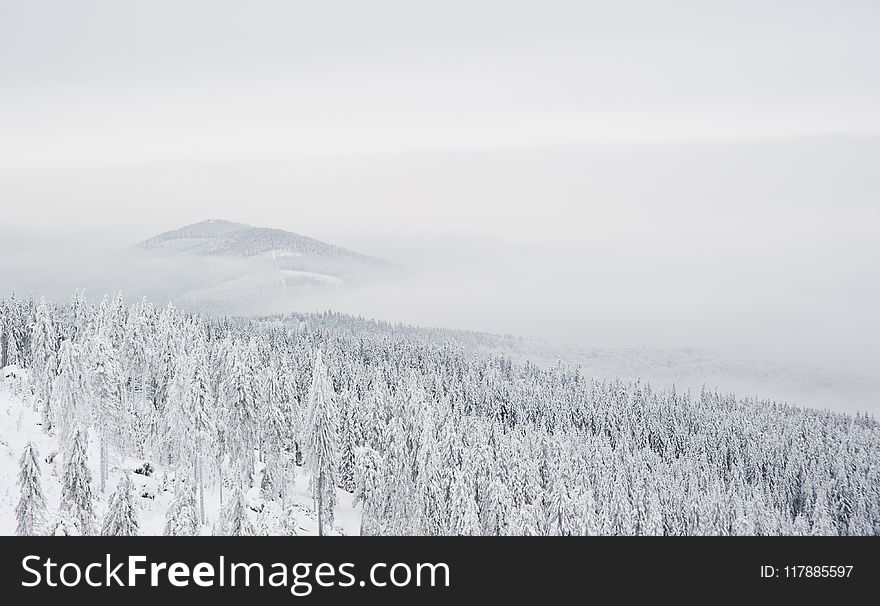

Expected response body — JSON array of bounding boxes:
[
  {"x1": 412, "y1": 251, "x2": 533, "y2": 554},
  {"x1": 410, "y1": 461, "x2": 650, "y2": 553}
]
[{"x1": 2, "y1": 138, "x2": 877, "y2": 413}]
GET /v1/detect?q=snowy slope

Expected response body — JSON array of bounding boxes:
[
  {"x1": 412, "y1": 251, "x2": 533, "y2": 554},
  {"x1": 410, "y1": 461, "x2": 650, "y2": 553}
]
[
  {"x1": 0, "y1": 370, "x2": 361, "y2": 536},
  {"x1": 128, "y1": 220, "x2": 397, "y2": 315},
  {"x1": 267, "y1": 312, "x2": 880, "y2": 414},
  {"x1": 138, "y1": 220, "x2": 391, "y2": 278}
]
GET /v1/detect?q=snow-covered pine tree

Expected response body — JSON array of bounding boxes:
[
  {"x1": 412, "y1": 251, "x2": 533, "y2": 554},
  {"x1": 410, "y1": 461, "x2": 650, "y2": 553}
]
[
  {"x1": 16, "y1": 442, "x2": 46, "y2": 536},
  {"x1": 60, "y1": 428, "x2": 96, "y2": 536},
  {"x1": 163, "y1": 353, "x2": 195, "y2": 482},
  {"x1": 221, "y1": 345, "x2": 258, "y2": 485},
  {"x1": 304, "y1": 349, "x2": 339, "y2": 536},
  {"x1": 378, "y1": 414, "x2": 410, "y2": 533},
  {"x1": 104, "y1": 292, "x2": 127, "y2": 349},
  {"x1": 30, "y1": 297, "x2": 57, "y2": 433},
  {"x1": 483, "y1": 477, "x2": 510, "y2": 536},
  {"x1": 101, "y1": 474, "x2": 139, "y2": 536},
  {"x1": 66, "y1": 290, "x2": 90, "y2": 344},
  {"x1": 577, "y1": 485, "x2": 599, "y2": 536},
  {"x1": 0, "y1": 297, "x2": 8, "y2": 369},
  {"x1": 260, "y1": 465, "x2": 277, "y2": 500},
  {"x1": 52, "y1": 339, "x2": 84, "y2": 452},
  {"x1": 164, "y1": 483, "x2": 200, "y2": 536},
  {"x1": 338, "y1": 388, "x2": 357, "y2": 493},
  {"x1": 2, "y1": 293, "x2": 30, "y2": 368},
  {"x1": 189, "y1": 352, "x2": 214, "y2": 523},
  {"x1": 415, "y1": 403, "x2": 443, "y2": 535},
  {"x1": 218, "y1": 486, "x2": 254, "y2": 536},
  {"x1": 450, "y1": 467, "x2": 481, "y2": 536},
  {"x1": 5, "y1": 327, "x2": 20, "y2": 368},
  {"x1": 354, "y1": 445, "x2": 382, "y2": 535},
  {"x1": 90, "y1": 332, "x2": 121, "y2": 493},
  {"x1": 607, "y1": 470, "x2": 635, "y2": 536},
  {"x1": 810, "y1": 488, "x2": 838, "y2": 536},
  {"x1": 256, "y1": 357, "x2": 294, "y2": 505},
  {"x1": 643, "y1": 488, "x2": 665, "y2": 536}
]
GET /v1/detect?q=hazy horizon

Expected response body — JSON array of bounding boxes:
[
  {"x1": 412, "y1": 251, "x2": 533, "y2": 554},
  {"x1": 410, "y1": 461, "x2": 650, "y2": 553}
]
[{"x1": 2, "y1": 1, "x2": 879, "y2": 411}]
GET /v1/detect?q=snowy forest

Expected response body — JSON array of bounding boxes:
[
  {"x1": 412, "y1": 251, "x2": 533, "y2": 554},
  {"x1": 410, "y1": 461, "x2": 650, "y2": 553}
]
[{"x1": 2, "y1": 292, "x2": 879, "y2": 536}]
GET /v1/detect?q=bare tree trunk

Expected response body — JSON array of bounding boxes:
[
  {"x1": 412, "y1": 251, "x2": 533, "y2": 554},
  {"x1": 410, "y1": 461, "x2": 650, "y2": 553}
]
[
  {"x1": 317, "y1": 470, "x2": 324, "y2": 537},
  {"x1": 0, "y1": 325, "x2": 7, "y2": 369},
  {"x1": 281, "y1": 455, "x2": 289, "y2": 508},
  {"x1": 218, "y1": 446, "x2": 227, "y2": 509},
  {"x1": 100, "y1": 436, "x2": 107, "y2": 493},
  {"x1": 42, "y1": 389, "x2": 53, "y2": 433},
  {"x1": 104, "y1": 440, "x2": 109, "y2": 492},
  {"x1": 196, "y1": 445, "x2": 205, "y2": 525},
  {"x1": 219, "y1": 473, "x2": 223, "y2": 509}
]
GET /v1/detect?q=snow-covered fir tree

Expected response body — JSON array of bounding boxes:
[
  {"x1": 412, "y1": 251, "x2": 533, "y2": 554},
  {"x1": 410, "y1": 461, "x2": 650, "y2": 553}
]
[
  {"x1": 101, "y1": 473, "x2": 139, "y2": 536},
  {"x1": 810, "y1": 488, "x2": 837, "y2": 536},
  {"x1": 303, "y1": 349, "x2": 339, "y2": 536},
  {"x1": 89, "y1": 331, "x2": 121, "y2": 493},
  {"x1": 30, "y1": 298, "x2": 57, "y2": 433},
  {"x1": 217, "y1": 486, "x2": 254, "y2": 536},
  {"x1": 16, "y1": 442, "x2": 47, "y2": 536},
  {"x1": 52, "y1": 339, "x2": 84, "y2": 452},
  {"x1": 220, "y1": 345, "x2": 258, "y2": 485},
  {"x1": 60, "y1": 428, "x2": 96, "y2": 536},
  {"x1": 164, "y1": 483, "x2": 200, "y2": 536}
]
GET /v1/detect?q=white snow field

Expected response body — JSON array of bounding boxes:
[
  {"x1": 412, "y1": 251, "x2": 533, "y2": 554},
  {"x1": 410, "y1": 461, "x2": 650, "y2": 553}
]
[{"x1": 0, "y1": 370, "x2": 361, "y2": 536}]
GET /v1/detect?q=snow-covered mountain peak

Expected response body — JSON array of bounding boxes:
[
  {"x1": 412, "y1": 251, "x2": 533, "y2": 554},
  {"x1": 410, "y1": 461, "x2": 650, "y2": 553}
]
[{"x1": 131, "y1": 220, "x2": 397, "y2": 314}]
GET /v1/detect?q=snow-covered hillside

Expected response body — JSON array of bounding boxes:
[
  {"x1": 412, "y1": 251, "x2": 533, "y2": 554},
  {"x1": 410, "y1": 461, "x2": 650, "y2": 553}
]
[
  {"x1": 139, "y1": 219, "x2": 392, "y2": 280},
  {"x1": 124, "y1": 220, "x2": 398, "y2": 315},
  {"x1": 3, "y1": 293, "x2": 879, "y2": 536},
  {"x1": 0, "y1": 368, "x2": 361, "y2": 536},
  {"x1": 140, "y1": 220, "x2": 372, "y2": 262},
  {"x1": 273, "y1": 312, "x2": 880, "y2": 414}
]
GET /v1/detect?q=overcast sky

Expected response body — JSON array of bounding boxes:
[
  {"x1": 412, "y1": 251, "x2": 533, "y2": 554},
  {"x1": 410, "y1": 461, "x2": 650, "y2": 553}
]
[
  {"x1": 1, "y1": 1, "x2": 879, "y2": 395},
  {"x1": 2, "y1": 1, "x2": 879, "y2": 236}
]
